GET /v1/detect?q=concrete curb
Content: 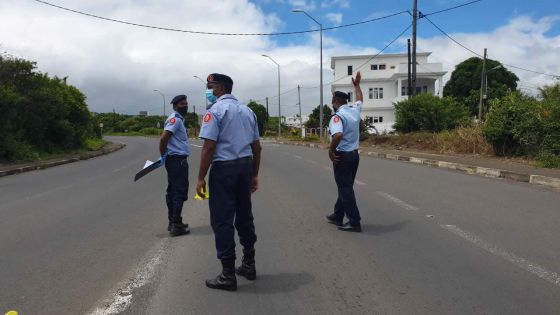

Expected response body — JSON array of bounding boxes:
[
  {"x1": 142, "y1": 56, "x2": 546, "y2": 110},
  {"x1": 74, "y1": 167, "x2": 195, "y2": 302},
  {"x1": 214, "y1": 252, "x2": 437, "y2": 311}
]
[
  {"x1": 0, "y1": 142, "x2": 126, "y2": 178},
  {"x1": 277, "y1": 141, "x2": 559, "y2": 191}
]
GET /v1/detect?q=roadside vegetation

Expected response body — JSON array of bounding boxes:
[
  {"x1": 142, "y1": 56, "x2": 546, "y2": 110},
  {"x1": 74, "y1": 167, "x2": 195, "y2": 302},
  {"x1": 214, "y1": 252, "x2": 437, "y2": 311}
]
[{"x1": 0, "y1": 55, "x2": 103, "y2": 162}]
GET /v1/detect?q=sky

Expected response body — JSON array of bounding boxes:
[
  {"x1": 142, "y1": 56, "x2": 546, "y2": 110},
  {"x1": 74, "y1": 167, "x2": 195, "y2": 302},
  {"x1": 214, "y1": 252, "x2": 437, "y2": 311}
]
[{"x1": 1, "y1": 0, "x2": 559, "y2": 117}]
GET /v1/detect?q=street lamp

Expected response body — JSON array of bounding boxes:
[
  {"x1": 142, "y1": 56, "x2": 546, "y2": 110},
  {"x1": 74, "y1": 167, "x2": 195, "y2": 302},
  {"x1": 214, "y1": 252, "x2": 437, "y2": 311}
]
[
  {"x1": 153, "y1": 89, "x2": 165, "y2": 127},
  {"x1": 193, "y1": 75, "x2": 209, "y2": 111},
  {"x1": 262, "y1": 54, "x2": 281, "y2": 140},
  {"x1": 482, "y1": 65, "x2": 504, "y2": 117},
  {"x1": 293, "y1": 9, "x2": 323, "y2": 140}
]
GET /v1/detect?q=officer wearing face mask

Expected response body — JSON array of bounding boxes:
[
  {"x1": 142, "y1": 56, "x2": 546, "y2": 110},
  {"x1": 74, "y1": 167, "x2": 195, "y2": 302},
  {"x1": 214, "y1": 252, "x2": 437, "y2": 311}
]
[
  {"x1": 326, "y1": 71, "x2": 363, "y2": 233},
  {"x1": 159, "y1": 94, "x2": 191, "y2": 237},
  {"x1": 197, "y1": 73, "x2": 261, "y2": 291}
]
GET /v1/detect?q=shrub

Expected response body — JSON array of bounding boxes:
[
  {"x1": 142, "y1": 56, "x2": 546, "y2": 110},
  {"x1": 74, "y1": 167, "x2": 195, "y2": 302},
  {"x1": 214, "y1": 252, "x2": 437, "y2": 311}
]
[
  {"x1": 436, "y1": 123, "x2": 492, "y2": 155},
  {"x1": 394, "y1": 94, "x2": 469, "y2": 133},
  {"x1": 482, "y1": 92, "x2": 559, "y2": 158},
  {"x1": 139, "y1": 127, "x2": 162, "y2": 135}
]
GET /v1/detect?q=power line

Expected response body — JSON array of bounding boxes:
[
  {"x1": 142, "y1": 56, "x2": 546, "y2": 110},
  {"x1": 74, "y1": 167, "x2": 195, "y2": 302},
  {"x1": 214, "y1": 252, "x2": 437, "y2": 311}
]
[
  {"x1": 423, "y1": 15, "x2": 560, "y2": 78},
  {"x1": 423, "y1": 0, "x2": 483, "y2": 17},
  {"x1": 302, "y1": 23, "x2": 413, "y2": 91},
  {"x1": 33, "y1": 0, "x2": 408, "y2": 36}
]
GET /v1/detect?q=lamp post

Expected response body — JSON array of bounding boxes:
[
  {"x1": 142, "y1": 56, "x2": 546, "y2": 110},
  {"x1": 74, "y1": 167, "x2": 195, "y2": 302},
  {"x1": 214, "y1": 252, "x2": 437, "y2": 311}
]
[
  {"x1": 262, "y1": 54, "x2": 281, "y2": 140},
  {"x1": 293, "y1": 9, "x2": 323, "y2": 140},
  {"x1": 193, "y1": 75, "x2": 209, "y2": 111},
  {"x1": 153, "y1": 89, "x2": 165, "y2": 127}
]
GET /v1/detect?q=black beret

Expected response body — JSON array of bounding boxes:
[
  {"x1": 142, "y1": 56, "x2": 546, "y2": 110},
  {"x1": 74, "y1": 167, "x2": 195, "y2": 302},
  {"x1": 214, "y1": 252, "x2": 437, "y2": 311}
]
[
  {"x1": 170, "y1": 94, "x2": 187, "y2": 105},
  {"x1": 207, "y1": 73, "x2": 233, "y2": 85},
  {"x1": 333, "y1": 91, "x2": 349, "y2": 100}
]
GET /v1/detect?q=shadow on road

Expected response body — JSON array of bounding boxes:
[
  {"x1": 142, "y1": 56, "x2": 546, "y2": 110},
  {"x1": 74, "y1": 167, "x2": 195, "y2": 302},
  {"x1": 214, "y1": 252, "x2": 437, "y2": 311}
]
[
  {"x1": 361, "y1": 221, "x2": 409, "y2": 236},
  {"x1": 154, "y1": 225, "x2": 213, "y2": 238},
  {"x1": 237, "y1": 272, "x2": 314, "y2": 294}
]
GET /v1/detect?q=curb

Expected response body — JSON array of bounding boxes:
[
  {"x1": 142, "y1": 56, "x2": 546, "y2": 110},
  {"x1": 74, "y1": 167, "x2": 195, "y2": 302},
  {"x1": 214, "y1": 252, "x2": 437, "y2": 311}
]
[
  {"x1": 0, "y1": 142, "x2": 126, "y2": 178},
  {"x1": 277, "y1": 141, "x2": 560, "y2": 191}
]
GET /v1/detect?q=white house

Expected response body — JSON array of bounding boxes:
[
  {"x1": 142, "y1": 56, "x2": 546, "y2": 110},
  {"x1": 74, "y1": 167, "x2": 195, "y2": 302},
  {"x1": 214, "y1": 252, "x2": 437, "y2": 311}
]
[
  {"x1": 284, "y1": 115, "x2": 309, "y2": 128},
  {"x1": 331, "y1": 52, "x2": 446, "y2": 133}
]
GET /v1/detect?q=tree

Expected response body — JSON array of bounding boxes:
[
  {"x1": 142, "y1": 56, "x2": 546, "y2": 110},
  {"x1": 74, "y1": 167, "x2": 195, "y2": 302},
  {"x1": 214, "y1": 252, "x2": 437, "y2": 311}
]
[
  {"x1": 394, "y1": 93, "x2": 469, "y2": 133},
  {"x1": 539, "y1": 82, "x2": 560, "y2": 101},
  {"x1": 305, "y1": 105, "x2": 332, "y2": 128},
  {"x1": 247, "y1": 101, "x2": 268, "y2": 136},
  {"x1": 444, "y1": 57, "x2": 519, "y2": 116}
]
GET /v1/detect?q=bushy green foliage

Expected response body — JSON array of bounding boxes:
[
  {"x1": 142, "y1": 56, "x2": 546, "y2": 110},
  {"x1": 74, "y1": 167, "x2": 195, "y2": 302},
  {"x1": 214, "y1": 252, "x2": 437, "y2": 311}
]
[
  {"x1": 247, "y1": 101, "x2": 268, "y2": 136},
  {"x1": 0, "y1": 55, "x2": 95, "y2": 161},
  {"x1": 394, "y1": 93, "x2": 469, "y2": 133},
  {"x1": 444, "y1": 57, "x2": 519, "y2": 117},
  {"x1": 305, "y1": 105, "x2": 332, "y2": 128},
  {"x1": 482, "y1": 92, "x2": 560, "y2": 166}
]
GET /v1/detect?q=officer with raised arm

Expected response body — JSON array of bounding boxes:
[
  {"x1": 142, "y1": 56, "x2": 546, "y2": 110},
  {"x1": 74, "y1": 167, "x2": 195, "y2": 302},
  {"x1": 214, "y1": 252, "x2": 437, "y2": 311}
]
[{"x1": 326, "y1": 72, "x2": 363, "y2": 232}]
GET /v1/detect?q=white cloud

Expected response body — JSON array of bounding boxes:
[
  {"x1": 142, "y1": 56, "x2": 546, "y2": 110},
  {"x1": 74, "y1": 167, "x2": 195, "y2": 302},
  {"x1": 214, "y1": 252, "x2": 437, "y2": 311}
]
[
  {"x1": 416, "y1": 15, "x2": 560, "y2": 94},
  {"x1": 321, "y1": 0, "x2": 351, "y2": 9},
  {"x1": 325, "y1": 13, "x2": 343, "y2": 26},
  {"x1": 0, "y1": 1, "x2": 558, "y2": 117},
  {"x1": 288, "y1": 0, "x2": 316, "y2": 11}
]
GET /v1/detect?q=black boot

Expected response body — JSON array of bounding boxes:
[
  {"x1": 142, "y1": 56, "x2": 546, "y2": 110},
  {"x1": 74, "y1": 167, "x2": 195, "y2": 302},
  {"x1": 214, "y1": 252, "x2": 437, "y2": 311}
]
[
  {"x1": 168, "y1": 220, "x2": 189, "y2": 232},
  {"x1": 169, "y1": 222, "x2": 189, "y2": 237},
  {"x1": 236, "y1": 248, "x2": 256, "y2": 280},
  {"x1": 206, "y1": 259, "x2": 237, "y2": 291}
]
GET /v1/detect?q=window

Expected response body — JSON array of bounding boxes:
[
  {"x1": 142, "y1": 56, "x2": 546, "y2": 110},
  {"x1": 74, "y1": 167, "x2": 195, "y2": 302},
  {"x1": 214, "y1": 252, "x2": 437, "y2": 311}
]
[
  {"x1": 365, "y1": 116, "x2": 373, "y2": 124},
  {"x1": 368, "y1": 88, "x2": 374, "y2": 99},
  {"x1": 347, "y1": 65, "x2": 353, "y2": 75},
  {"x1": 373, "y1": 116, "x2": 384, "y2": 123},
  {"x1": 401, "y1": 86, "x2": 407, "y2": 96},
  {"x1": 379, "y1": 64, "x2": 386, "y2": 70},
  {"x1": 347, "y1": 92, "x2": 353, "y2": 102},
  {"x1": 423, "y1": 86, "x2": 428, "y2": 93},
  {"x1": 371, "y1": 64, "x2": 378, "y2": 70},
  {"x1": 373, "y1": 87, "x2": 384, "y2": 99}
]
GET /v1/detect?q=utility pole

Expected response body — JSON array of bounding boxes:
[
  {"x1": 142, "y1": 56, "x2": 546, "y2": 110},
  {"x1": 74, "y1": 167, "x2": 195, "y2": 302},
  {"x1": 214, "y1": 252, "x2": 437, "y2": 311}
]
[
  {"x1": 407, "y1": 38, "x2": 412, "y2": 97},
  {"x1": 411, "y1": 0, "x2": 418, "y2": 97},
  {"x1": 112, "y1": 108, "x2": 116, "y2": 132},
  {"x1": 297, "y1": 85, "x2": 303, "y2": 138},
  {"x1": 265, "y1": 97, "x2": 269, "y2": 117},
  {"x1": 478, "y1": 48, "x2": 487, "y2": 120}
]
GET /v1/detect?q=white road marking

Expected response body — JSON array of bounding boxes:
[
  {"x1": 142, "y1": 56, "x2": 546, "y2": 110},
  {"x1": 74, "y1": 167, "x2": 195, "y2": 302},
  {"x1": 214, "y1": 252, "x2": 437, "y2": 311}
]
[
  {"x1": 191, "y1": 144, "x2": 203, "y2": 148},
  {"x1": 88, "y1": 240, "x2": 168, "y2": 315},
  {"x1": 355, "y1": 179, "x2": 367, "y2": 186},
  {"x1": 442, "y1": 225, "x2": 560, "y2": 288},
  {"x1": 376, "y1": 191, "x2": 419, "y2": 211},
  {"x1": 293, "y1": 155, "x2": 303, "y2": 159}
]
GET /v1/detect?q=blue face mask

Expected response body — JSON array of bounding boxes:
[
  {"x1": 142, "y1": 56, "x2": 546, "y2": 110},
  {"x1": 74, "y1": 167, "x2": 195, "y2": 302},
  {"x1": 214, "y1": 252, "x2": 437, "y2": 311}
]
[{"x1": 205, "y1": 89, "x2": 217, "y2": 104}]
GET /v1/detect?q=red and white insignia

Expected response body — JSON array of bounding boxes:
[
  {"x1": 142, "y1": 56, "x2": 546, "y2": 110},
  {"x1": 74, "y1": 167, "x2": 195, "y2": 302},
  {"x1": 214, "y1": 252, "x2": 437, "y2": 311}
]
[
  {"x1": 169, "y1": 117, "x2": 176, "y2": 125},
  {"x1": 203, "y1": 113, "x2": 212, "y2": 123},
  {"x1": 333, "y1": 116, "x2": 341, "y2": 123}
]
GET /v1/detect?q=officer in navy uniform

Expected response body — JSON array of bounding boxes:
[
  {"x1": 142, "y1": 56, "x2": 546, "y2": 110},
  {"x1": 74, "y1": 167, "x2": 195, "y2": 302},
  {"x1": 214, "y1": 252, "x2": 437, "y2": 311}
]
[
  {"x1": 326, "y1": 71, "x2": 363, "y2": 232},
  {"x1": 159, "y1": 94, "x2": 190, "y2": 237},
  {"x1": 197, "y1": 73, "x2": 261, "y2": 291}
]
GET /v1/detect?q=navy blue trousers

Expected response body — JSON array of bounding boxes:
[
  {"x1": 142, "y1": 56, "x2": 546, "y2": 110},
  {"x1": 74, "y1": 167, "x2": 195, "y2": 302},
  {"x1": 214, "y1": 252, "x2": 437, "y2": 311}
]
[
  {"x1": 209, "y1": 158, "x2": 257, "y2": 261},
  {"x1": 333, "y1": 150, "x2": 361, "y2": 226},
  {"x1": 165, "y1": 155, "x2": 188, "y2": 224}
]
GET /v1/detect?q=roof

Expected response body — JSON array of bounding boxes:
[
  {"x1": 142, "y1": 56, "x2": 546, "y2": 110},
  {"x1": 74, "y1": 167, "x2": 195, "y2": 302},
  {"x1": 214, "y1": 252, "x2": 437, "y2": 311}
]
[{"x1": 330, "y1": 52, "x2": 432, "y2": 69}]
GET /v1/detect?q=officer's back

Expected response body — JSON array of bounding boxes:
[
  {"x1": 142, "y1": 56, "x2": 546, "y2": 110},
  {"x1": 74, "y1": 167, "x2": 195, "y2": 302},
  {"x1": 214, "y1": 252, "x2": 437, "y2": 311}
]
[{"x1": 203, "y1": 96, "x2": 258, "y2": 161}]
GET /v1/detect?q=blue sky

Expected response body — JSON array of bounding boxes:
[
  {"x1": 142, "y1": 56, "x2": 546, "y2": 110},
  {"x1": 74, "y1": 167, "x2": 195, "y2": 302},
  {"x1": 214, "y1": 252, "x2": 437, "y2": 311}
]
[
  {"x1": 1, "y1": 0, "x2": 559, "y2": 115},
  {"x1": 259, "y1": 0, "x2": 560, "y2": 50}
]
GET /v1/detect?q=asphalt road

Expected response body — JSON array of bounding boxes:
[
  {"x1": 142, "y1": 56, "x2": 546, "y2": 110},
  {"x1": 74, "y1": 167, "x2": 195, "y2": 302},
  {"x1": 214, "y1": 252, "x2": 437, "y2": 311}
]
[{"x1": 1, "y1": 136, "x2": 559, "y2": 315}]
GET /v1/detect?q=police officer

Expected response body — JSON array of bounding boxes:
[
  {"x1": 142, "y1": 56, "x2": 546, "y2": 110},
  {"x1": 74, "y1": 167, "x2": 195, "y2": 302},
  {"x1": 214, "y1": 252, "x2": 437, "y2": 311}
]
[
  {"x1": 326, "y1": 71, "x2": 363, "y2": 232},
  {"x1": 159, "y1": 94, "x2": 190, "y2": 237},
  {"x1": 197, "y1": 73, "x2": 261, "y2": 291}
]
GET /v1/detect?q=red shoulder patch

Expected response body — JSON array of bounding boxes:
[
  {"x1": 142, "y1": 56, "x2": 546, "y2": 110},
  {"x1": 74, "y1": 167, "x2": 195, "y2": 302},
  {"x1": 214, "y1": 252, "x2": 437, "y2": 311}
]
[
  {"x1": 203, "y1": 113, "x2": 212, "y2": 123},
  {"x1": 169, "y1": 117, "x2": 176, "y2": 124},
  {"x1": 333, "y1": 115, "x2": 341, "y2": 123}
]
